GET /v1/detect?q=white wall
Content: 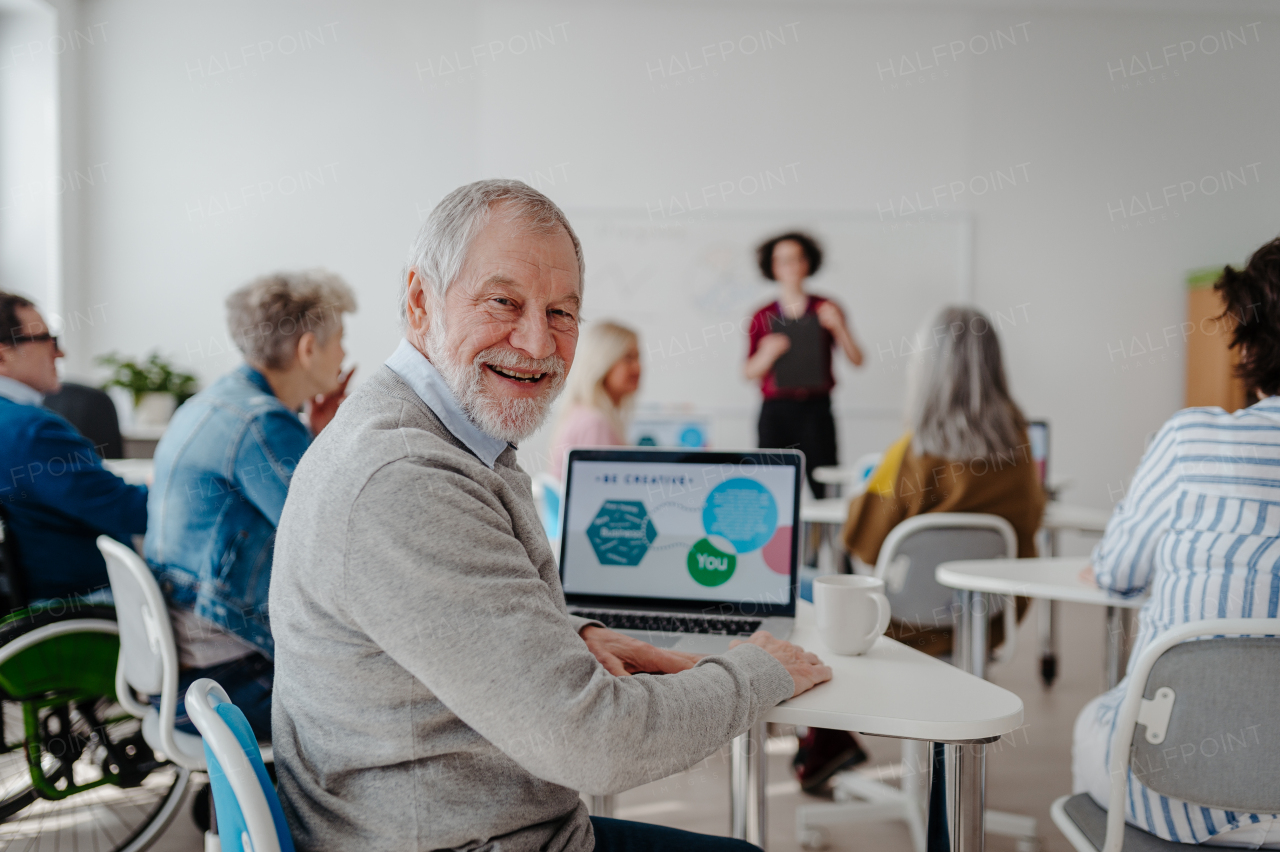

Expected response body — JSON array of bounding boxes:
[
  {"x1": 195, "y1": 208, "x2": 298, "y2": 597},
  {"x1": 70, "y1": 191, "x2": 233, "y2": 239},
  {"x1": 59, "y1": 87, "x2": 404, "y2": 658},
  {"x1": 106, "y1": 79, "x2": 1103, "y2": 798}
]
[
  {"x1": 0, "y1": 0, "x2": 59, "y2": 316},
  {"x1": 59, "y1": 0, "x2": 1280, "y2": 509}
]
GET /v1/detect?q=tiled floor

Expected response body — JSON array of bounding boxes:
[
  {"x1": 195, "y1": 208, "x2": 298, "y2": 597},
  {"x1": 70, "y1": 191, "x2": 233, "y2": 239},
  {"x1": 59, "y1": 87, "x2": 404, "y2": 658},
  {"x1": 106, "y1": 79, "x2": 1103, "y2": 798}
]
[{"x1": 144, "y1": 589, "x2": 1114, "y2": 851}]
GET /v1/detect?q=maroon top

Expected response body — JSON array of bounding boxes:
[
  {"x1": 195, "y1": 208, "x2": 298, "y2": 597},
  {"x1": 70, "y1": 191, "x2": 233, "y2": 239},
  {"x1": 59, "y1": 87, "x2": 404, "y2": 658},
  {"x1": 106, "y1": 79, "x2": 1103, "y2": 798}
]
[{"x1": 747, "y1": 295, "x2": 836, "y2": 400}]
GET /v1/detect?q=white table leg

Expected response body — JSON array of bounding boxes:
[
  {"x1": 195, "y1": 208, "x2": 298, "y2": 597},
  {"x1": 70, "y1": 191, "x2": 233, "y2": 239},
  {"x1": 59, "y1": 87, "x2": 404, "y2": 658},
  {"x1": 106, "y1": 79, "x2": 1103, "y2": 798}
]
[
  {"x1": 947, "y1": 741, "x2": 988, "y2": 852},
  {"x1": 955, "y1": 589, "x2": 973, "y2": 673},
  {"x1": 971, "y1": 594, "x2": 988, "y2": 681},
  {"x1": 955, "y1": 590, "x2": 989, "y2": 678},
  {"x1": 729, "y1": 719, "x2": 767, "y2": 848}
]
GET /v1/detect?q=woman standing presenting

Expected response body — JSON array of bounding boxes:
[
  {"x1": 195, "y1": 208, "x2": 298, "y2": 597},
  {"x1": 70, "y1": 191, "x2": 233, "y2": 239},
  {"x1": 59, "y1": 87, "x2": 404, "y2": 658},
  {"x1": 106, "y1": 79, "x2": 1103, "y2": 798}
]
[{"x1": 745, "y1": 232, "x2": 863, "y2": 497}]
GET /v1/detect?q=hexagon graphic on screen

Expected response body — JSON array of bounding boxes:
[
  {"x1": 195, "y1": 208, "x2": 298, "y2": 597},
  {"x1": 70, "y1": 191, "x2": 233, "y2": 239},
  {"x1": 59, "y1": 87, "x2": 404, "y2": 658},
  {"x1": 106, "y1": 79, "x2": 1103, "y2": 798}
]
[
  {"x1": 587, "y1": 500, "x2": 658, "y2": 566},
  {"x1": 702, "y1": 478, "x2": 778, "y2": 554}
]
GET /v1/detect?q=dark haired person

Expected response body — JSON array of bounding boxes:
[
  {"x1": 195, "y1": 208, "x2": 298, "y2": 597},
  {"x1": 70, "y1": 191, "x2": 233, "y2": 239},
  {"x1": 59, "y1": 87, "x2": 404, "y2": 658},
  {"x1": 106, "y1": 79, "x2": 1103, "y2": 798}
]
[
  {"x1": 0, "y1": 291, "x2": 148, "y2": 602},
  {"x1": 1072, "y1": 236, "x2": 1280, "y2": 847},
  {"x1": 144, "y1": 270, "x2": 355, "y2": 739},
  {"x1": 744, "y1": 232, "x2": 863, "y2": 499}
]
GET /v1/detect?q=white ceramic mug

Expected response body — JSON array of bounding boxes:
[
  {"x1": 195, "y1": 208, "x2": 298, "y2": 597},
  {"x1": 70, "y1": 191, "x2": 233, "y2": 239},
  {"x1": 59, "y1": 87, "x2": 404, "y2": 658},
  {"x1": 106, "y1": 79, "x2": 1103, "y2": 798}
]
[{"x1": 813, "y1": 575, "x2": 891, "y2": 655}]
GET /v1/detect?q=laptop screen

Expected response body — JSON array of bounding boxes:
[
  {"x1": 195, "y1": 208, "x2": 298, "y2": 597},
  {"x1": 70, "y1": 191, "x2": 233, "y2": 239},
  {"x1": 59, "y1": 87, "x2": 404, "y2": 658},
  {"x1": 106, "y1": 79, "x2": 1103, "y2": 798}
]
[{"x1": 559, "y1": 449, "x2": 801, "y2": 615}]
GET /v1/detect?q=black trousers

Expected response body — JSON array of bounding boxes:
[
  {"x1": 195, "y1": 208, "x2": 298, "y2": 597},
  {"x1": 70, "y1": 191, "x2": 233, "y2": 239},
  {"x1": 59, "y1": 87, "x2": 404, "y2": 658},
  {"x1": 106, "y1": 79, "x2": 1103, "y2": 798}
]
[{"x1": 757, "y1": 396, "x2": 838, "y2": 499}]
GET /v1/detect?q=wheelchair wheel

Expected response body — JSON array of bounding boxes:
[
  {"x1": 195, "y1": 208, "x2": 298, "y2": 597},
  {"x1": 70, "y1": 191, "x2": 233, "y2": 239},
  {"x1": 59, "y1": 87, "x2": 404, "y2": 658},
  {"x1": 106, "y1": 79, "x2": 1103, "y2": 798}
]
[{"x1": 0, "y1": 606, "x2": 192, "y2": 852}]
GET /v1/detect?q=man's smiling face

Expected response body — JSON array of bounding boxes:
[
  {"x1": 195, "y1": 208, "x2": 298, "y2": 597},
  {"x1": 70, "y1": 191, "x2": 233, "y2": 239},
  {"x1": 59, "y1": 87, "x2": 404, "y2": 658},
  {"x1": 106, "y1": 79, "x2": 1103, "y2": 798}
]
[{"x1": 409, "y1": 203, "x2": 581, "y2": 443}]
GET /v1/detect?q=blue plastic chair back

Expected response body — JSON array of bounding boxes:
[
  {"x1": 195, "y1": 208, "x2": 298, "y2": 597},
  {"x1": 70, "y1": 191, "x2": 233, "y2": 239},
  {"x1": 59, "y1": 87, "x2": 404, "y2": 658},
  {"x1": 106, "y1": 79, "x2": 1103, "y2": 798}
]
[
  {"x1": 543, "y1": 486, "x2": 562, "y2": 540},
  {"x1": 204, "y1": 702, "x2": 294, "y2": 852}
]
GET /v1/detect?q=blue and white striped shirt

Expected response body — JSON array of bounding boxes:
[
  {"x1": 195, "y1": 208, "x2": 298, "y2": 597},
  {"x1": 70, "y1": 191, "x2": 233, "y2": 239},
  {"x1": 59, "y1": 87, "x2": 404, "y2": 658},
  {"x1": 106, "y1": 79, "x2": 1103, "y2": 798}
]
[{"x1": 1087, "y1": 399, "x2": 1280, "y2": 843}]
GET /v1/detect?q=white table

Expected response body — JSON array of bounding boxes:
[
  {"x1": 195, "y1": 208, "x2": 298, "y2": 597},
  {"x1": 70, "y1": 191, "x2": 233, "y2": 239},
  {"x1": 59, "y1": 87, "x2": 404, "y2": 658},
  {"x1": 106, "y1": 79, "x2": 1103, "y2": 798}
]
[
  {"x1": 1042, "y1": 503, "x2": 1110, "y2": 540},
  {"x1": 102, "y1": 458, "x2": 155, "y2": 485},
  {"x1": 935, "y1": 557, "x2": 1147, "y2": 688},
  {"x1": 799, "y1": 496, "x2": 851, "y2": 527},
  {"x1": 1036, "y1": 503, "x2": 1112, "y2": 686},
  {"x1": 729, "y1": 600, "x2": 1024, "y2": 851}
]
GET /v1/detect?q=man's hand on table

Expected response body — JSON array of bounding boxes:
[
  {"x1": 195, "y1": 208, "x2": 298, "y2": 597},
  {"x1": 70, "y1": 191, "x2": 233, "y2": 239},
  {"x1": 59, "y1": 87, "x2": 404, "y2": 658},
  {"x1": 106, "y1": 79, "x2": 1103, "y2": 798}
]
[
  {"x1": 579, "y1": 625, "x2": 702, "y2": 676},
  {"x1": 731, "y1": 631, "x2": 832, "y2": 698},
  {"x1": 1078, "y1": 564, "x2": 1095, "y2": 585}
]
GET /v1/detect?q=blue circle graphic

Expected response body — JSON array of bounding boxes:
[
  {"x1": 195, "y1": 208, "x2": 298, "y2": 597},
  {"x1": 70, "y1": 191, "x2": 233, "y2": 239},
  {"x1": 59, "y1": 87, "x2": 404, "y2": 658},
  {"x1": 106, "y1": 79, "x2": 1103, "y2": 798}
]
[
  {"x1": 679, "y1": 426, "x2": 704, "y2": 447},
  {"x1": 702, "y1": 478, "x2": 778, "y2": 554}
]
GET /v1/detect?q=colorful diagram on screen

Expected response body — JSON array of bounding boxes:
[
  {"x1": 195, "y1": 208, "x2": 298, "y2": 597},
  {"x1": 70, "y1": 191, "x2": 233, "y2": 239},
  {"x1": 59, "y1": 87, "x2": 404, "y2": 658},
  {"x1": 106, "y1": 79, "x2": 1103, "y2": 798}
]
[
  {"x1": 686, "y1": 478, "x2": 792, "y2": 584},
  {"x1": 587, "y1": 500, "x2": 657, "y2": 566}
]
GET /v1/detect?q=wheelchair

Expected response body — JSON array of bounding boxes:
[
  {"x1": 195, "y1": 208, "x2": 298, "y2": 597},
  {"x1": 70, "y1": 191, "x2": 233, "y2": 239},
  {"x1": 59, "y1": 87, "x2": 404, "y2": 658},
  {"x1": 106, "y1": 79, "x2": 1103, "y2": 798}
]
[{"x1": 0, "y1": 513, "x2": 190, "y2": 852}]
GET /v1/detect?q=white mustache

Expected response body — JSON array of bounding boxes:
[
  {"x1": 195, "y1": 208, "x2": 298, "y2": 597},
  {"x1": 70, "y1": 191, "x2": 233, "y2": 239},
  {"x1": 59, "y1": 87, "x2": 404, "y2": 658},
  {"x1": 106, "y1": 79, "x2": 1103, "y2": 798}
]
[{"x1": 475, "y1": 347, "x2": 565, "y2": 380}]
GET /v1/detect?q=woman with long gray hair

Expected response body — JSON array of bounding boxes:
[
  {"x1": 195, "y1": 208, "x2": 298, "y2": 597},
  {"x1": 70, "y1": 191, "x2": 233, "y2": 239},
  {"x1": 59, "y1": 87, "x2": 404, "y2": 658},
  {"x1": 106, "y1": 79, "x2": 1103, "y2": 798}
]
[
  {"x1": 794, "y1": 306, "x2": 1045, "y2": 795},
  {"x1": 843, "y1": 305, "x2": 1044, "y2": 571}
]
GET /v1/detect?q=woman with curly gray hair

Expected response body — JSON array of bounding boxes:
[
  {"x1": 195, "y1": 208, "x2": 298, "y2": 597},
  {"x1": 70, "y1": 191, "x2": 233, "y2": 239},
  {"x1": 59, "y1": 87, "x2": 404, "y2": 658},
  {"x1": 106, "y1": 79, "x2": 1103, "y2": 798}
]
[{"x1": 142, "y1": 269, "x2": 357, "y2": 741}]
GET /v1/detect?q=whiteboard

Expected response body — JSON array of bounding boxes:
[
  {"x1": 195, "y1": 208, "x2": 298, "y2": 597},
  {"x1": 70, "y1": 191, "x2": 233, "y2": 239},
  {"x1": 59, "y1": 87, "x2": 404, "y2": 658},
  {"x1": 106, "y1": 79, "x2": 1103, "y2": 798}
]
[{"x1": 549, "y1": 210, "x2": 972, "y2": 460}]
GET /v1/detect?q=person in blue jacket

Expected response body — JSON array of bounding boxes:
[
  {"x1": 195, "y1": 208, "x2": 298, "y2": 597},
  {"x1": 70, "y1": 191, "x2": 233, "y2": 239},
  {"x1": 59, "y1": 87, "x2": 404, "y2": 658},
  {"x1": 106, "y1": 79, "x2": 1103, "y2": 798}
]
[
  {"x1": 144, "y1": 270, "x2": 355, "y2": 739},
  {"x1": 0, "y1": 291, "x2": 147, "y2": 604}
]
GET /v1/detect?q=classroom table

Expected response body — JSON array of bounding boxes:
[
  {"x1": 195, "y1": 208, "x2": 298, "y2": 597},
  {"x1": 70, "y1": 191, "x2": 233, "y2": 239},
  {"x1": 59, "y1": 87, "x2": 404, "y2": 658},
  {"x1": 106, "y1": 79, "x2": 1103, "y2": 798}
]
[
  {"x1": 1034, "y1": 505, "x2": 1112, "y2": 685},
  {"x1": 935, "y1": 557, "x2": 1147, "y2": 688},
  {"x1": 799, "y1": 496, "x2": 851, "y2": 527},
  {"x1": 103, "y1": 457, "x2": 155, "y2": 485},
  {"x1": 728, "y1": 600, "x2": 1024, "y2": 851}
]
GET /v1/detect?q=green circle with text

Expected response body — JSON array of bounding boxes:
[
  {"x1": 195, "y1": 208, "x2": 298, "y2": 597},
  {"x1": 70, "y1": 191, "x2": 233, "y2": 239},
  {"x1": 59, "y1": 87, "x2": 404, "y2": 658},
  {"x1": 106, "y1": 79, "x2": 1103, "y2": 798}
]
[{"x1": 688, "y1": 538, "x2": 736, "y2": 587}]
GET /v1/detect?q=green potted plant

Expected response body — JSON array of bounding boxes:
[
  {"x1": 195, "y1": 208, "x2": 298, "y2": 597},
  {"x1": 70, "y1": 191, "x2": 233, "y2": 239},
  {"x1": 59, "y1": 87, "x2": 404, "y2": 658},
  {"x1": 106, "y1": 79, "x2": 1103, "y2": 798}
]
[{"x1": 98, "y1": 352, "x2": 198, "y2": 427}]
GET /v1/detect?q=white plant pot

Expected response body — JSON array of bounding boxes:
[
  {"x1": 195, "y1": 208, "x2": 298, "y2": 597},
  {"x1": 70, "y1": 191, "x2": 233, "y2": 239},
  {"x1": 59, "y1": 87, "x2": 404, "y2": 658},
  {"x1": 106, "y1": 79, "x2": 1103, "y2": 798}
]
[{"x1": 134, "y1": 392, "x2": 177, "y2": 427}]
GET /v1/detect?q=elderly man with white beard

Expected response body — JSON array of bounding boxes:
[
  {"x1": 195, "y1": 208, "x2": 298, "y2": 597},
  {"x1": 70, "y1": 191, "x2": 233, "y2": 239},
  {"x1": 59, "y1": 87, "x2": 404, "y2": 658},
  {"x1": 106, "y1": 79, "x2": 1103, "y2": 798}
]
[{"x1": 269, "y1": 180, "x2": 831, "y2": 852}]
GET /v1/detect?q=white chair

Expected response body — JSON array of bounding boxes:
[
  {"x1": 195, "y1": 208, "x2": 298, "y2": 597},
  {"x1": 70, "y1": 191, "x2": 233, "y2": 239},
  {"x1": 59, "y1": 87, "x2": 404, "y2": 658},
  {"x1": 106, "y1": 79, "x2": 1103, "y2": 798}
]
[
  {"x1": 1051, "y1": 617, "x2": 1280, "y2": 852},
  {"x1": 186, "y1": 679, "x2": 293, "y2": 852},
  {"x1": 876, "y1": 514, "x2": 1019, "y2": 665},
  {"x1": 798, "y1": 513, "x2": 1033, "y2": 852},
  {"x1": 97, "y1": 535, "x2": 207, "y2": 771}
]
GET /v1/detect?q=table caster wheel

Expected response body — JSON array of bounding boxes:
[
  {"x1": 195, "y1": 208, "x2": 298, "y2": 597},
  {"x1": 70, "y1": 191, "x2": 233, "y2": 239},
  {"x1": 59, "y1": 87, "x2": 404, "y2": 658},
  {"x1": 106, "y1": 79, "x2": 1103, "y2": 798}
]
[{"x1": 799, "y1": 827, "x2": 830, "y2": 850}]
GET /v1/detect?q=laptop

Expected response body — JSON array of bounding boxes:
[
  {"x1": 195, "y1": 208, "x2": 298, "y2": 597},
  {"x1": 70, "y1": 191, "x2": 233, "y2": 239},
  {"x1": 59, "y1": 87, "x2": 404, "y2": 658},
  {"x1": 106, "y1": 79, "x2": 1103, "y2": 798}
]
[{"x1": 559, "y1": 447, "x2": 803, "y2": 654}]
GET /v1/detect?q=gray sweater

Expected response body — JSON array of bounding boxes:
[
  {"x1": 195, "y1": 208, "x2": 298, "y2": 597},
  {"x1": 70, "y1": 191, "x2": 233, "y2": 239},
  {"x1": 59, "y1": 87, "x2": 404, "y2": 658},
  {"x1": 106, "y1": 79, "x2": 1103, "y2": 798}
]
[{"x1": 269, "y1": 367, "x2": 794, "y2": 852}]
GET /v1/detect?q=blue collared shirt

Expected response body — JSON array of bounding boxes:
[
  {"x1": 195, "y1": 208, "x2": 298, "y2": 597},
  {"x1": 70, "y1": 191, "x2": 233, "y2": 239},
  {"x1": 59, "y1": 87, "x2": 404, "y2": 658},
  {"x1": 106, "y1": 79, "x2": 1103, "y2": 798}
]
[
  {"x1": 0, "y1": 375, "x2": 44, "y2": 407},
  {"x1": 385, "y1": 338, "x2": 509, "y2": 468}
]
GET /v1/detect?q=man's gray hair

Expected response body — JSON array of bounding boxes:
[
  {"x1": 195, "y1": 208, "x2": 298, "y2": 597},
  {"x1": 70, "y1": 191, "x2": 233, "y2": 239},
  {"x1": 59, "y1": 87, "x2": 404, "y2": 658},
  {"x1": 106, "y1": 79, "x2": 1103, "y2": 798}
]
[
  {"x1": 400, "y1": 179, "x2": 584, "y2": 325},
  {"x1": 226, "y1": 269, "x2": 357, "y2": 370},
  {"x1": 905, "y1": 305, "x2": 1027, "y2": 460}
]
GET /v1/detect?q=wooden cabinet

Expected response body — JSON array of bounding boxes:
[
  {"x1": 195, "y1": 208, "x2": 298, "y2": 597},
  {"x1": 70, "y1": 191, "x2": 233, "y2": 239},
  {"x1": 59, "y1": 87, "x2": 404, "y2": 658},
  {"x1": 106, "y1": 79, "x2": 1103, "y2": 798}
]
[{"x1": 1185, "y1": 268, "x2": 1247, "y2": 413}]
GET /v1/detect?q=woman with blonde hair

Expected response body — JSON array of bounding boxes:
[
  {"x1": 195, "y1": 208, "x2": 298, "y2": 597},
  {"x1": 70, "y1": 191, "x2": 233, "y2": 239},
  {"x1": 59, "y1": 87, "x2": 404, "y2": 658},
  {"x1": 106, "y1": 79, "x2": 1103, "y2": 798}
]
[{"x1": 549, "y1": 320, "x2": 641, "y2": 478}]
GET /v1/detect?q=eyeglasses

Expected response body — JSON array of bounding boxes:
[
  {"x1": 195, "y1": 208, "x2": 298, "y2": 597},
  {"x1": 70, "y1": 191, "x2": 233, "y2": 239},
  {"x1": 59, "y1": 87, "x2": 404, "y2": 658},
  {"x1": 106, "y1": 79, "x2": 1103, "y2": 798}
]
[{"x1": 8, "y1": 333, "x2": 59, "y2": 348}]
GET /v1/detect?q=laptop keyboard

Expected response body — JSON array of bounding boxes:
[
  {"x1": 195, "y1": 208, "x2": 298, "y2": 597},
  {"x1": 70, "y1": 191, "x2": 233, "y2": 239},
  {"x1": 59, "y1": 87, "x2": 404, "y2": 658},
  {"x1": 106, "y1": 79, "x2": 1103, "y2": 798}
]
[{"x1": 572, "y1": 609, "x2": 763, "y2": 636}]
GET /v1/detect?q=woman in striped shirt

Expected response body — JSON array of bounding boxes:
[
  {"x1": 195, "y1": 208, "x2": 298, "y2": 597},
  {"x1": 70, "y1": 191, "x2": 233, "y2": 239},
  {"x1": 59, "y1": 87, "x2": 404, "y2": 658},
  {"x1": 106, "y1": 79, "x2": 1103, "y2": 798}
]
[{"x1": 1073, "y1": 236, "x2": 1280, "y2": 847}]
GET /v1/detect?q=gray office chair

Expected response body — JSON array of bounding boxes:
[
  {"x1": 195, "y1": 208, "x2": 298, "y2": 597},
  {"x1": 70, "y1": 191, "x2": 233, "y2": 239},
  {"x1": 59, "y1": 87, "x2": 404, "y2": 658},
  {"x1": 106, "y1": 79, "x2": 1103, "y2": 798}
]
[
  {"x1": 875, "y1": 513, "x2": 1017, "y2": 646},
  {"x1": 799, "y1": 513, "x2": 1033, "y2": 851},
  {"x1": 1052, "y1": 617, "x2": 1280, "y2": 852},
  {"x1": 44, "y1": 381, "x2": 124, "y2": 459}
]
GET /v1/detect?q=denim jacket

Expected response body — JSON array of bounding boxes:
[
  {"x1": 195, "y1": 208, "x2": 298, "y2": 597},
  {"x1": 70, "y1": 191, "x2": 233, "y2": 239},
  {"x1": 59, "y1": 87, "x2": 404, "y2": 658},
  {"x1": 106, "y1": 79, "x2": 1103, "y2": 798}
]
[{"x1": 144, "y1": 365, "x2": 310, "y2": 656}]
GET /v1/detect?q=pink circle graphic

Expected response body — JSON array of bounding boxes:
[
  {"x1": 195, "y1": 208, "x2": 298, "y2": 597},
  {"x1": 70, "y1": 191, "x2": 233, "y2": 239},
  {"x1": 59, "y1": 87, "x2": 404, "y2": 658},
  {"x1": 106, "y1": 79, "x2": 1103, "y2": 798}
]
[{"x1": 761, "y1": 525, "x2": 792, "y2": 575}]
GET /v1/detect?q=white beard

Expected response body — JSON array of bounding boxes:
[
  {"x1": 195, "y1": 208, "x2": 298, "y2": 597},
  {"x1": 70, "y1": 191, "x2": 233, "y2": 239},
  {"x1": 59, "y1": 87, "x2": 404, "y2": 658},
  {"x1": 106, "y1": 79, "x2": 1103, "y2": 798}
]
[{"x1": 425, "y1": 323, "x2": 567, "y2": 445}]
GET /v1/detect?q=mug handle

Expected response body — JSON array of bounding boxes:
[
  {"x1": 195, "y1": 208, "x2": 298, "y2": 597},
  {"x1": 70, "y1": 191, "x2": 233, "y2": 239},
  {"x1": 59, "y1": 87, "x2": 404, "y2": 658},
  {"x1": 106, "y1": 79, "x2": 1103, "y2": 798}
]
[{"x1": 860, "y1": 592, "x2": 891, "y2": 646}]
